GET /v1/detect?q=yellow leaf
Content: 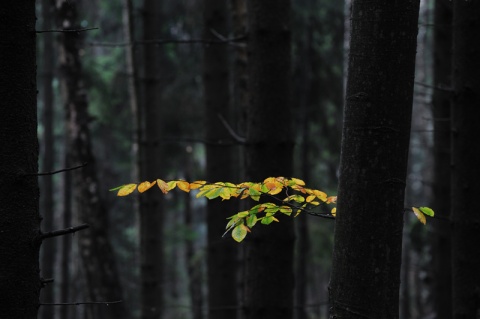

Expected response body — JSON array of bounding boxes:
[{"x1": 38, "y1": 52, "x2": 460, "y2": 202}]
[
  {"x1": 157, "y1": 179, "x2": 169, "y2": 194},
  {"x1": 290, "y1": 177, "x2": 306, "y2": 186},
  {"x1": 167, "y1": 181, "x2": 177, "y2": 191},
  {"x1": 138, "y1": 181, "x2": 156, "y2": 193},
  {"x1": 412, "y1": 207, "x2": 426, "y2": 225},
  {"x1": 313, "y1": 190, "x2": 327, "y2": 202},
  {"x1": 189, "y1": 180, "x2": 206, "y2": 190},
  {"x1": 232, "y1": 224, "x2": 249, "y2": 242},
  {"x1": 306, "y1": 195, "x2": 316, "y2": 203},
  {"x1": 331, "y1": 207, "x2": 337, "y2": 217},
  {"x1": 117, "y1": 184, "x2": 137, "y2": 196},
  {"x1": 177, "y1": 180, "x2": 190, "y2": 193},
  {"x1": 327, "y1": 196, "x2": 337, "y2": 204}
]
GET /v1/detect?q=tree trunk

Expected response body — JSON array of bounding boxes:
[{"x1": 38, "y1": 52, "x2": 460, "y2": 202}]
[
  {"x1": 139, "y1": 1, "x2": 165, "y2": 317},
  {"x1": 0, "y1": 1, "x2": 40, "y2": 318},
  {"x1": 451, "y1": 1, "x2": 480, "y2": 317},
  {"x1": 431, "y1": 1, "x2": 453, "y2": 318},
  {"x1": 244, "y1": 1, "x2": 295, "y2": 319},
  {"x1": 329, "y1": 1, "x2": 420, "y2": 318},
  {"x1": 203, "y1": 1, "x2": 239, "y2": 319},
  {"x1": 56, "y1": 1, "x2": 128, "y2": 318},
  {"x1": 39, "y1": 1, "x2": 56, "y2": 318}
]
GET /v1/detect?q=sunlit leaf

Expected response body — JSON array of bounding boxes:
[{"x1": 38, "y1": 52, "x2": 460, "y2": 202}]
[
  {"x1": 291, "y1": 177, "x2": 306, "y2": 186},
  {"x1": 117, "y1": 184, "x2": 137, "y2": 196},
  {"x1": 167, "y1": 181, "x2": 177, "y2": 191},
  {"x1": 331, "y1": 207, "x2": 337, "y2": 217},
  {"x1": 327, "y1": 196, "x2": 337, "y2": 204},
  {"x1": 412, "y1": 207, "x2": 426, "y2": 225},
  {"x1": 237, "y1": 211, "x2": 249, "y2": 218},
  {"x1": 306, "y1": 195, "x2": 316, "y2": 203},
  {"x1": 177, "y1": 180, "x2": 190, "y2": 193},
  {"x1": 138, "y1": 181, "x2": 156, "y2": 193},
  {"x1": 246, "y1": 214, "x2": 258, "y2": 228},
  {"x1": 232, "y1": 224, "x2": 249, "y2": 242},
  {"x1": 283, "y1": 194, "x2": 305, "y2": 203},
  {"x1": 418, "y1": 206, "x2": 434, "y2": 217},
  {"x1": 189, "y1": 180, "x2": 206, "y2": 190},
  {"x1": 279, "y1": 206, "x2": 293, "y2": 215},
  {"x1": 157, "y1": 179, "x2": 169, "y2": 194}
]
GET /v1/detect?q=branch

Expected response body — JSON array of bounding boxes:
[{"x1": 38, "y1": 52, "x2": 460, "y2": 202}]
[
  {"x1": 209, "y1": 28, "x2": 246, "y2": 48},
  {"x1": 26, "y1": 162, "x2": 87, "y2": 176},
  {"x1": 89, "y1": 35, "x2": 246, "y2": 47},
  {"x1": 41, "y1": 224, "x2": 90, "y2": 240},
  {"x1": 40, "y1": 300, "x2": 123, "y2": 307},
  {"x1": 217, "y1": 114, "x2": 246, "y2": 144},
  {"x1": 414, "y1": 81, "x2": 453, "y2": 92},
  {"x1": 36, "y1": 27, "x2": 99, "y2": 34}
]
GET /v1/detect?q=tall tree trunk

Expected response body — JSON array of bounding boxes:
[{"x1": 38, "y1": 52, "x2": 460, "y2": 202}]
[
  {"x1": 39, "y1": 1, "x2": 56, "y2": 318},
  {"x1": 56, "y1": 1, "x2": 128, "y2": 318},
  {"x1": 140, "y1": 1, "x2": 165, "y2": 317},
  {"x1": 203, "y1": 1, "x2": 238, "y2": 319},
  {"x1": 329, "y1": 1, "x2": 420, "y2": 318},
  {"x1": 451, "y1": 1, "x2": 480, "y2": 317},
  {"x1": 244, "y1": 1, "x2": 295, "y2": 319},
  {"x1": 40, "y1": 0, "x2": 56, "y2": 318},
  {"x1": 0, "y1": 1, "x2": 40, "y2": 318},
  {"x1": 431, "y1": 1, "x2": 452, "y2": 318}
]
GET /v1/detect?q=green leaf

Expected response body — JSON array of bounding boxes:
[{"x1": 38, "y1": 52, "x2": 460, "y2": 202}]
[
  {"x1": 418, "y1": 206, "x2": 434, "y2": 217},
  {"x1": 237, "y1": 211, "x2": 249, "y2": 218},
  {"x1": 246, "y1": 214, "x2": 258, "y2": 228},
  {"x1": 232, "y1": 224, "x2": 248, "y2": 242}
]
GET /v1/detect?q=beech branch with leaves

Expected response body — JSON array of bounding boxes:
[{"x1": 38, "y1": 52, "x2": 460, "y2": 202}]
[{"x1": 111, "y1": 177, "x2": 434, "y2": 242}]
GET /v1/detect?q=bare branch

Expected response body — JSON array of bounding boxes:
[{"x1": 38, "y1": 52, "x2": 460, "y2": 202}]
[
  {"x1": 40, "y1": 300, "x2": 123, "y2": 307},
  {"x1": 89, "y1": 35, "x2": 246, "y2": 47},
  {"x1": 36, "y1": 27, "x2": 99, "y2": 34},
  {"x1": 414, "y1": 81, "x2": 453, "y2": 92},
  {"x1": 26, "y1": 162, "x2": 87, "y2": 177},
  {"x1": 41, "y1": 224, "x2": 89, "y2": 240},
  {"x1": 217, "y1": 114, "x2": 246, "y2": 144}
]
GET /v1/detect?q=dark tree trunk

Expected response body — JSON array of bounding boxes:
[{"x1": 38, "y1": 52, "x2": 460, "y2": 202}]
[
  {"x1": 431, "y1": 1, "x2": 453, "y2": 318},
  {"x1": 56, "y1": 1, "x2": 128, "y2": 318},
  {"x1": 203, "y1": 1, "x2": 238, "y2": 319},
  {"x1": 0, "y1": 1, "x2": 40, "y2": 318},
  {"x1": 39, "y1": 1, "x2": 56, "y2": 318},
  {"x1": 244, "y1": 1, "x2": 295, "y2": 319},
  {"x1": 451, "y1": 1, "x2": 480, "y2": 317},
  {"x1": 329, "y1": 1, "x2": 420, "y2": 318},
  {"x1": 139, "y1": 1, "x2": 165, "y2": 318}
]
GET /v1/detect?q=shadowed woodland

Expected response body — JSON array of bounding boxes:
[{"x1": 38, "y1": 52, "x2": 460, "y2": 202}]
[{"x1": 0, "y1": 0, "x2": 479, "y2": 318}]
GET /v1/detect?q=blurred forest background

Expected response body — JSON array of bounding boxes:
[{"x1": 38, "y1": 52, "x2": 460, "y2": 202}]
[{"x1": 35, "y1": 0, "x2": 450, "y2": 318}]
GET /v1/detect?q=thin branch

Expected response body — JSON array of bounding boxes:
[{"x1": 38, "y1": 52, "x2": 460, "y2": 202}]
[
  {"x1": 217, "y1": 114, "x2": 246, "y2": 144},
  {"x1": 36, "y1": 27, "x2": 99, "y2": 34},
  {"x1": 209, "y1": 28, "x2": 246, "y2": 48},
  {"x1": 40, "y1": 300, "x2": 123, "y2": 307},
  {"x1": 414, "y1": 81, "x2": 453, "y2": 92},
  {"x1": 41, "y1": 224, "x2": 90, "y2": 240},
  {"x1": 26, "y1": 162, "x2": 87, "y2": 176},
  {"x1": 89, "y1": 35, "x2": 246, "y2": 47}
]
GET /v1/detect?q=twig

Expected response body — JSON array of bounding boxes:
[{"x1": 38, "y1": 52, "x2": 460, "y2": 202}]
[
  {"x1": 40, "y1": 300, "x2": 123, "y2": 307},
  {"x1": 36, "y1": 27, "x2": 99, "y2": 34},
  {"x1": 26, "y1": 162, "x2": 87, "y2": 176},
  {"x1": 41, "y1": 224, "x2": 89, "y2": 240},
  {"x1": 209, "y1": 28, "x2": 246, "y2": 48},
  {"x1": 89, "y1": 35, "x2": 246, "y2": 47},
  {"x1": 217, "y1": 114, "x2": 246, "y2": 144},
  {"x1": 414, "y1": 81, "x2": 453, "y2": 92}
]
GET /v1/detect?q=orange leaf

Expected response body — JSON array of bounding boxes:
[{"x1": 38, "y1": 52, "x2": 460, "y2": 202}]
[
  {"x1": 138, "y1": 181, "x2": 156, "y2": 193},
  {"x1": 189, "y1": 180, "x2": 206, "y2": 190},
  {"x1": 177, "y1": 180, "x2": 190, "y2": 193}
]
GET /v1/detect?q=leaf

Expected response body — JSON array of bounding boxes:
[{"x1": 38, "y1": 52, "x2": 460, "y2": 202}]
[
  {"x1": 279, "y1": 206, "x2": 293, "y2": 215},
  {"x1": 157, "y1": 179, "x2": 169, "y2": 194},
  {"x1": 313, "y1": 190, "x2": 328, "y2": 202},
  {"x1": 232, "y1": 224, "x2": 249, "y2": 242},
  {"x1": 290, "y1": 177, "x2": 306, "y2": 186},
  {"x1": 331, "y1": 207, "x2": 337, "y2": 217},
  {"x1": 418, "y1": 206, "x2": 434, "y2": 217},
  {"x1": 283, "y1": 194, "x2": 305, "y2": 203},
  {"x1": 237, "y1": 211, "x2": 249, "y2": 218},
  {"x1": 167, "y1": 181, "x2": 177, "y2": 191},
  {"x1": 189, "y1": 180, "x2": 206, "y2": 190},
  {"x1": 246, "y1": 214, "x2": 258, "y2": 227},
  {"x1": 138, "y1": 181, "x2": 156, "y2": 193},
  {"x1": 306, "y1": 195, "x2": 316, "y2": 203},
  {"x1": 326, "y1": 196, "x2": 337, "y2": 204},
  {"x1": 177, "y1": 180, "x2": 190, "y2": 193},
  {"x1": 117, "y1": 184, "x2": 137, "y2": 196},
  {"x1": 412, "y1": 207, "x2": 426, "y2": 225},
  {"x1": 109, "y1": 185, "x2": 124, "y2": 192}
]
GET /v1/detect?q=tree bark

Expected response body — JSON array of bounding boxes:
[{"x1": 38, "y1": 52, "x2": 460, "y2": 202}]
[
  {"x1": 39, "y1": 1, "x2": 56, "y2": 318},
  {"x1": 139, "y1": 1, "x2": 165, "y2": 317},
  {"x1": 56, "y1": 1, "x2": 128, "y2": 318},
  {"x1": 431, "y1": 1, "x2": 453, "y2": 318},
  {"x1": 203, "y1": 1, "x2": 238, "y2": 319},
  {"x1": 0, "y1": 1, "x2": 40, "y2": 318},
  {"x1": 329, "y1": 1, "x2": 420, "y2": 318},
  {"x1": 244, "y1": 1, "x2": 295, "y2": 319},
  {"x1": 451, "y1": 1, "x2": 480, "y2": 317}
]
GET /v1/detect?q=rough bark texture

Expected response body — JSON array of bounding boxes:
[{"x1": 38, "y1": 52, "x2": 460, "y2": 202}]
[
  {"x1": 39, "y1": 1, "x2": 56, "y2": 318},
  {"x1": 0, "y1": 1, "x2": 40, "y2": 318},
  {"x1": 244, "y1": 1, "x2": 295, "y2": 319},
  {"x1": 203, "y1": 1, "x2": 238, "y2": 319},
  {"x1": 451, "y1": 1, "x2": 480, "y2": 318},
  {"x1": 431, "y1": 0, "x2": 453, "y2": 318},
  {"x1": 329, "y1": 1, "x2": 420, "y2": 318},
  {"x1": 56, "y1": 1, "x2": 128, "y2": 318},
  {"x1": 139, "y1": 1, "x2": 165, "y2": 318}
]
